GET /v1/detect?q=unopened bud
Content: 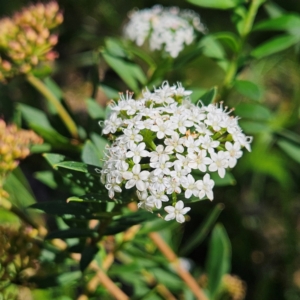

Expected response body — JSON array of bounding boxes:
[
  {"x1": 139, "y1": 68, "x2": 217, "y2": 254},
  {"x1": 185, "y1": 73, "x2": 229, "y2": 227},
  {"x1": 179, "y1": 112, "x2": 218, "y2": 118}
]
[
  {"x1": 25, "y1": 27, "x2": 37, "y2": 42},
  {"x1": 49, "y1": 34, "x2": 58, "y2": 45},
  {"x1": 2, "y1": 61, "x2": 11, "y2": 71}
]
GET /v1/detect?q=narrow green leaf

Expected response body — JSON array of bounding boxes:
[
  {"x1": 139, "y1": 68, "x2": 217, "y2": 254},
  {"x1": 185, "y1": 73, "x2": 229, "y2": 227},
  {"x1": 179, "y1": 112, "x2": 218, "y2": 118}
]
[
  {"x1": 254, "y1": 14, "x2": 300, "y2": 36},
  {"x1": 200, "y1": 36, "x2": 226, "y2": 59},
  {"x1": 239, "y1": 120, "x2": 270, "y2": 134},
  {"x1": 55, "y1": 161, "x2": 102, "y2": 176},
  {"x1": 29, "y1": 201, "x2": 94, "y2": 216},
  {"x1": 102, "y1": 52, "x2": 146, "y2": 91},
  {"x1": 105, "y1": 38, "x2": 127, "y2": 57},
  {"x1": 35, "y1": 171, "x2": 58, "y2": 189},
  {"x1": 251, "y1": 34, "x2": 300, "y2": 59},
  {"x1": 67, "y1": 193, "x2": 121, "y2": 204},
  {"x1": 46, "y1": 228, "x2": 98, "y2": 240},
  {"x1": 43, "y1": 153, "x2": 66, "y2": 167},
  {"x1": 199, "y1": 87, "x2": 218, "y2": 105},
  {"x1": 81, "y1": 140, "x2": 103, "y2": 168},
  {"x1": 187, "y1": 0, "x2": 243, "y2": 10},
  {"x1": 85, "y1": 98, "x2": 106, "y2": 119},
  {"x1": 18, "y1": 104, "x2": 69, "y2": 144},
  {"x1": 91, "y1": 133, "x2": 109, "y2": 153},
  {"x1": 277, "y1": 139, "x2": 300, "y2": 164},
  {"x1": 30, "y1": 143, "x2": 52, "y2": 153},
  {"x1": 210, "y1": 172, "x2": 236, "y2": 186},
  {"x1": 99, "y1": 84, "x2": 119, "y2": 100},
  {"x1": 104, "y1": 210, "x2": 157, "y2": 235},
  {"x1": 234, "y1": 80, "x2": 261, "y2": 101},
  {"x1": 234, "y1": 103, "x2": 272, "y2": 120},
  {"x1": 206, "y1": 224, "x2": 231, "y2": 298},
  {"x1": 212, "y1": 32, "x2": 239, "y2": 52},
  {"x1": 180, "y1": 204, "x2": 224, "y2": 256},
  {"x1": 80, "y1": 245, "x2": 99, "y2": 272}
]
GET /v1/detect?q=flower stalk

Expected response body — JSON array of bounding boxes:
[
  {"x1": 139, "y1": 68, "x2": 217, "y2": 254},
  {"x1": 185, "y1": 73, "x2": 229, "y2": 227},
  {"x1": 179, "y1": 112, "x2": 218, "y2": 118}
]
[{"x1": 26, "y1": 73, "x2": 79, "y2": 138}]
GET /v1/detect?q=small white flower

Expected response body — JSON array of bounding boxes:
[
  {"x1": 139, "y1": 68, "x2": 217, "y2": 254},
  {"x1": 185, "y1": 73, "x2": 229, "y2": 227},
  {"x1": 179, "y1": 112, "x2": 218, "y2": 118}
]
[
  {"x1": 150, "y1": 160, "x2": 174, "y2": 176},
  {"x1": 151, "y1": 118, "x2": 176, "y2": 139},
  {"x1": 198, "y1": 135, "x2": 219, "y2": 153},
  {"x1": 197, "y1": 173, "x2": 214, "y2": 200},
  {"x1": 149, "y1": 144, "x2": 172, "y2": 163},
  {"x1": 188, "y1": 149, "x2": 212, "y2": 172},
  {"x1": 164, "y1": 132, "x2": 185, "y2": 153},
  {"x1": 170, "y1": 115, "x2": 194, "y2": 135},
  {"x1": 123, "y1": 164, "x2": 150, "y2": 191},
  {"x1": 122, "y1": 128, "x2": 143, "y2": 144},
  {"x1": 225, "y1": 142, "x2": 243, "y2": 168},
  {"x1": 184, "y1": 136, "x2": 201, "y2": 154},
  {"x1": 102, "y1": 113, "x2": 122, "y2": 134},
  {"x1": 126, "y1": 142, "x2": 149, "y2": 164},
  {"x1": 181, "y1": 174, "x2": 200, "y2": 199},
  {"x1": 208, "y1": 151, "x2": 229, "y2": 178},
  {"x1": 147, "y1": 191, "x2": 169, "y2": 209},
  {"x1": 164, "y1": 200, "x2": 191, "y2": 223}
]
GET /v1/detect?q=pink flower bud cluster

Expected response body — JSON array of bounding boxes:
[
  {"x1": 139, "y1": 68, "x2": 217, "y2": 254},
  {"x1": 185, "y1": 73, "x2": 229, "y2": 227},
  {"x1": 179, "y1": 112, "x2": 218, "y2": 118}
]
[{"x1": 0, "y1": 2, "x2": 63, "y2": 82}]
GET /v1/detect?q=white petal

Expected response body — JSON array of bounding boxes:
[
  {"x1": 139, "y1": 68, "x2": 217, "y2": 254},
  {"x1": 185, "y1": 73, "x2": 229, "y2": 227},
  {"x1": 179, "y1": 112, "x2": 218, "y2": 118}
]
[
  {"x1": 218, "y1": 168, "x2": 225, "y2": 178},
  {"x1": 176, "y1": 200, "x2": 184, "y2": 210},
  {"x1": 181, "y1": 207, "x2": 191, "y2": 214},
  {"x1": 123, "y1": 171, "x2": 133, "y2": 180},
  {"x1": 125, "y1": 179, "x2": 136, "y2": 189},
  {"x1": 164, "y1": 206, "x2": 175, "y2": 214},
  {"x1": 139, "y1": 171, "x2": 150, "y2": 180},
  {"x1": 132, "y1": 164, "x2": 141, "y2": 174},
  {"x1": 176, "y1": 214, "x2": 185, "y2": 223},
  {"x1": 136, "y1": 180, "x2": 146, "y2": 191},
  {"x1": 165, "y1": 213, "x2": 175, "y2": 221}
]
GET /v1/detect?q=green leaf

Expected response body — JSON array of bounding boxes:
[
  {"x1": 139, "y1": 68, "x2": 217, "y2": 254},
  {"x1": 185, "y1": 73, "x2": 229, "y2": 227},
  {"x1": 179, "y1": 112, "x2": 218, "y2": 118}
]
[
  {"x1": 91, "y1": 133, "x2": 109, "y2": 152},
  {"x1": 251, "y1": 34, "x2": 300, "y2": 59},
  {"x1": 234, "y1": 103, "x2": 272, "y2": 120},
  {"x1": 81, "y1": 140, "x2": 103, "y2": 168},
  {"x1": 254, "y1": 14, "x2": 300, "y2": 36},
  {"x1": 105, "y1": 38, "x2": 127, "y2": 58},
  {"x1": 187, "y1": 0, "x2": 243, "y2": 10},
  {"x1": 211, "y1": 172, "x2": 236, "y2": 186},
  {"x1": 67, "y1": 193, "x2": 121, "y2": 204},
  {"x1": 29, "y1": 201, "x2": 111, "y2": 219},
  {"x1": 277, "y1": 139, "x2": 300, "y2": 164},
  {"x1": 239, "y1": 120, "x2": 270, "y2": 134},
  {"x1": 46, "y1": 228, "x2": 98, "y2": 240},
  {"x1": 206, "y1": 224, "x2": 231, "y2": 298},
  {"x1": 234, "y1": 80, "x2": 261, "y2": 101},
  {"x1": 35, "y1": 171, "x2": 58, "y2": 189},
  {"x1": 55, "y1": 161, "x2": 102, "y2": 176},
  {"x1": 80, "y1": 245, "x2": 99, "y2": 272},
  {"x1": 199, "y1": 87, "x2": 218, "y2": 105},
  {"x1": 180, "y1": 204, "x2": 224, "y2": 256},
  {"x1": 102, "y1": 52, "x2": 146, "y2": 92},
  {"x1": 104, "y1": 210, "x2": 157, "y2": 235},
  {"x1": 212, "y1": 32, "x2": 239, "y2": 52},
  {"x1": 18, "y1": 104, "x2": 69, "y2": 145},
  {"x1": 200, "y1": 36, "x2": 226, "y2": 60},
  {"x1": 30, "y1": 143, "x2": 52, "y2": 153},
  {"x1": 85, "y1": 98, "x2": 106, "y2": 119},
  {"x1": 99, "y1": 84, "x2": 119, "y2": 100},
  {"x1": 264, "y1": 2, "x2": 285, "y2": 19},
  {"x1": 43, "y1": 153, "x2": 66, "y2": 166}
]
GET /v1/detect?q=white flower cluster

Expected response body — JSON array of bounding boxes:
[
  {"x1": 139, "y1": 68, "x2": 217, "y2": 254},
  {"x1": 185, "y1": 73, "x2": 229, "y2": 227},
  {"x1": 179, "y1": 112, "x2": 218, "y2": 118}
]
[
  {"x1": 100, "y1": 82, "x2": 252, "y2": 223},
  {"x1": 124, "y1": 5, "x2": 205, "y2": 58}
]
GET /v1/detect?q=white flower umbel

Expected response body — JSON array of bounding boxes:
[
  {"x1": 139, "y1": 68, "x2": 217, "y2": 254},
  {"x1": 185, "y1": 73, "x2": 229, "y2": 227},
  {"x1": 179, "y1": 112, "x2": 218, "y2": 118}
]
[
  {"x1": 100, "y1": 81, "x2": 252, "y2": 223},
  {"x1": 124, "y1": 5, "x2": 205, "y2": 58}
]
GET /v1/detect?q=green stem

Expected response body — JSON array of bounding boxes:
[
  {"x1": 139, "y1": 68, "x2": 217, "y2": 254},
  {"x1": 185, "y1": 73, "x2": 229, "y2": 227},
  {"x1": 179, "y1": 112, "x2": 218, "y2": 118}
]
[
  {"x1": 26, "y1": 74, "x2": 79, "y2": 139},
  {"x1": 221, "y1": 0, "x2": 263, "y2": 97},
  {"x1": 241, "y1": 0, "x2": 262, "y2": 39}
]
